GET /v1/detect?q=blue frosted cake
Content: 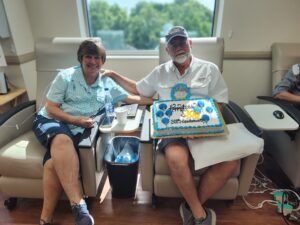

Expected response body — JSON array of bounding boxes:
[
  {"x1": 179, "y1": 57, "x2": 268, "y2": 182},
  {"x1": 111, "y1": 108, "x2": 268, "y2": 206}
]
[{"x1": 151, "y1": 98, "x2": 226, "y2": 138}]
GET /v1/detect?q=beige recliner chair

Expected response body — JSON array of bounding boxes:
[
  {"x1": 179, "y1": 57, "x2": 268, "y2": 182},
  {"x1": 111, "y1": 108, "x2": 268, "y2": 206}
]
[
  {"x1": 0, "y1": 37, "x2": 107, "y2": 210},
  {"x1": 139, "y1": 37, "x2": 263, "y2": 206},
  {"x1": 258, "y1": 43, "x2": 300, "y2": 189}
]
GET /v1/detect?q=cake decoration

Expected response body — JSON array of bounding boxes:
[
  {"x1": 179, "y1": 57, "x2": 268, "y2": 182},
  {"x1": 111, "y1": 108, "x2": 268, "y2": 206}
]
[
  {"x1": 156, "y1": 111, "x2": 164, "y2": 118},
  {"x1": 201, "y1": 114, "x2": 210, "y2": 123},
  {"x1": 206, "y1": 106, "x2": 213, "y2": 113}
]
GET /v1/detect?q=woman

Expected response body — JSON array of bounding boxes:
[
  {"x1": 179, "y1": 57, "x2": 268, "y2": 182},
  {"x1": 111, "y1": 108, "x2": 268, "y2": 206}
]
[{"x1": 33, "y1": 39, "x2": 152, "y2": 225}]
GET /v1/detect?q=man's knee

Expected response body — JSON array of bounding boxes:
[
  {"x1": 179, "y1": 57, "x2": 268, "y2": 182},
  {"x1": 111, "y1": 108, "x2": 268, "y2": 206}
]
[
  {"x1": 226, "y1": 160, "x2": 239, "y2": 172},
  {"x1": 165, "y1": 144, "x2": 190, "y2": 171},
  {"x1": 217, "y1": 160, "x2": 239, "y2": 176}
]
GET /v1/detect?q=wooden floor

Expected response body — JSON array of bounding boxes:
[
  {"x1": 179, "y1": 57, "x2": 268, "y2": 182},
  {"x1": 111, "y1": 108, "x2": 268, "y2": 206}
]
[{"x1": 0, "y1": 155, "x2": 298, "y2": 225}]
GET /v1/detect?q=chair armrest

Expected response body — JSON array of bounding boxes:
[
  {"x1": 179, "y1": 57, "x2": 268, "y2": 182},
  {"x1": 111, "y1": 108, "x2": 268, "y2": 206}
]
[
  {"x1": 140, "y1": 109, "x2": 151, "y2": 143},
  {"x1": 226, "y1": 101, "x2": 263, "y2": 137},
  {"x1": 0, "y1": 101, "x2": 36, "y2": 148},
  {"x1": 257, "y1": 96, "x2": 300, "y2": 125},
  {"x1": 0, "y1": 100, "x2": 36, "y2": 125},
  {"x1": 139, "y1": 107, "x2": 154, "y2": 192},
  {"x1": 79, "y1": 113, "x2": 105, "y2": 148},
  {"x1": 78, "y1": 113, "x2": 106, "y2": 197},
  {"x1": 238, "y1": 153, "x2": 260, "y2": 196}
]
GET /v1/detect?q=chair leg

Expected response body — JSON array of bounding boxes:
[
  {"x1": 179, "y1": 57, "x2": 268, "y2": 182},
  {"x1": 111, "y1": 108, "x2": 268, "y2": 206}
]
[
  {"x1": 225, "y1": 199, "x2": 234, "y2": 206},
  {"x1": 152, "y1": 193, "x2": 158, "y2": 208},
  {"x1": 84, "y1": 196, "x2": 93, "y2": 207},
  {"x1": 4, "y1": 197, "x2": 17, "y2": 210}
]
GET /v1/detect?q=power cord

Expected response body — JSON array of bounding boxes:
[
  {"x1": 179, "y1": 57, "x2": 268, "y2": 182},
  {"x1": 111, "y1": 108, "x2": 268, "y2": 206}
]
[
  {"x1": 256, "y1": 154, "x2": 265, "y2": 165},
  {"x1": 243, "y1": 168, "x2": 300, "y2": 224},
  {"x1": 242, "y1": 196, "x2": 277, "y2": 209}
]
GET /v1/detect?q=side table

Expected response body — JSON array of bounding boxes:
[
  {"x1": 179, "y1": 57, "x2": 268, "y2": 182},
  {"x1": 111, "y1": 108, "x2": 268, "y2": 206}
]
[
  {"x1": 0, "y1": 88, "x2": 26, "y2": 107},
  {"x1": 99, "y1": 107, "x2": 144, "y2": 134},
  {"x1": 0, "y1": 88, "x2": 27, "y2": 113},
  {"x1": 244, "y1": 104, "x2": 299, "y2": 131}
]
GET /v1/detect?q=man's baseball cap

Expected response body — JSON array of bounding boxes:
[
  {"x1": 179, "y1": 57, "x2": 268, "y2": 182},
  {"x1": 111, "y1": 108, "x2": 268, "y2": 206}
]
[{"x1": 165, "y1": 26, "x2": 188, "y2": 44}]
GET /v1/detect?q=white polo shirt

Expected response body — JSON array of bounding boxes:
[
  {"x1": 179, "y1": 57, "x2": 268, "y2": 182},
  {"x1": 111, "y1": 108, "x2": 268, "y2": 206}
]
[{"x1": 136, "y1": 56, "x2": 228, "y2": 103}]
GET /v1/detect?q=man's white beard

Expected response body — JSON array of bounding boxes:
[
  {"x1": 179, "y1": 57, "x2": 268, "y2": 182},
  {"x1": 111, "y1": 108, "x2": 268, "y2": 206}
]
[{"x1": 173, "y1": 52, "x2": 190, "y2": 64}]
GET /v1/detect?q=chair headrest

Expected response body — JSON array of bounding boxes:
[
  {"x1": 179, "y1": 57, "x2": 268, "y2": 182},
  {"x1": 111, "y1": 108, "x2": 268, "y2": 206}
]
[
  {"x1": 271, "y1": 43, "x2": 300, "y2": 88},
  {"x1": 159, "y1": 37, "x2": 224, "y2": 72}
]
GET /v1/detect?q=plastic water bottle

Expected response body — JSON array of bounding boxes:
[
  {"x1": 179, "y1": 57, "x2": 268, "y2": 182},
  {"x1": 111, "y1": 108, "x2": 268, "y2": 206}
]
[
  {"x1": 114, "y1": 142, "x2": 137, "y2": 163},
  {"x1": 104, "y1": 88, "x2": 115, "y2": 124}
]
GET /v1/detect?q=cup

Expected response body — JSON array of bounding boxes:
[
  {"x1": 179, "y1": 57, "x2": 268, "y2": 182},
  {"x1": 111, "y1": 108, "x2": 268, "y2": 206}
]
[{"x1": 115, "y1": 107, "x2": 128, "y2": 125}]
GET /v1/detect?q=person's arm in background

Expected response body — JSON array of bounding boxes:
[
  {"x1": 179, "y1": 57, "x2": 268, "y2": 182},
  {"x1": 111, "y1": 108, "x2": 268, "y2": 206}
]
[
  {"x1": 45, "y1": 100, "x2": 94, "y2": 128},
  {"x1": 102, "y1": 69, "x2": 139, "y2": 95},
  {"x1": 274, "y1": 91, "x2": 300, "y2": 103},
  {"x1": 273, "y1": 64, "x2": 300, "y2": 103}
]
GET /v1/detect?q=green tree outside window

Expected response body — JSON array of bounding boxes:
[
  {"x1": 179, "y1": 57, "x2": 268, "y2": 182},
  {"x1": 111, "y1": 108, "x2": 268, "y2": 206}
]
[{"x1": 87, "y1": 0, "x2": 215, "y2": 50}]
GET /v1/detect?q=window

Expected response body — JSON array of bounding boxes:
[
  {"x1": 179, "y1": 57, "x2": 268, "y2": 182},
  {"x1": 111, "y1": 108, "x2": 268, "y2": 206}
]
[{"x1": 84, "y1": 0, "x2": 217, "y2": 52}]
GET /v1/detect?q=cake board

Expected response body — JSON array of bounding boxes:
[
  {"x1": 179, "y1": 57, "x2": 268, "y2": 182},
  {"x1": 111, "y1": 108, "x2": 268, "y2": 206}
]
[{"x1": 150, "y1": 105, "x2": 229, "y2": 139}]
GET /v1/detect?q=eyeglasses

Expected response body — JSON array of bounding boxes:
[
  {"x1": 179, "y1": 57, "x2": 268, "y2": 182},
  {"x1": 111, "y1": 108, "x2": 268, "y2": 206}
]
[{"x1": 167, "y1": 38, "x2": 188, "y2": 49}]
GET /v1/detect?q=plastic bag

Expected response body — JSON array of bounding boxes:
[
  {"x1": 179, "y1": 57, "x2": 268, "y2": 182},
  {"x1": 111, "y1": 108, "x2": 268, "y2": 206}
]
[{"x1": 114, "y1": 142, "x2": 138, "y2": 163}]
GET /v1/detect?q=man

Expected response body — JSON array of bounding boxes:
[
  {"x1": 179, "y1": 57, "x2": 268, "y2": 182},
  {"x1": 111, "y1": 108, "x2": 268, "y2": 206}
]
[
  {"x1": 273, "y1": 63, "x2": 300, "y2": 102},
  {"x1": 104, "y1": 26, "x2": 238, "y2": 225}
]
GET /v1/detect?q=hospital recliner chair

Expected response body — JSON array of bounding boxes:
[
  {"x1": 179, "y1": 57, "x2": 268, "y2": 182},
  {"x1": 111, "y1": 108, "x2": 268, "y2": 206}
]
[
  {"x1": 258, "y1": 43, "x2": 300, "y2": 189},
  {"x1": 0, "y1": 37, "x2": 107, "y2": 210},
  {"x1": 139, "y1": 37, "x2": 263, "y2": 206}
]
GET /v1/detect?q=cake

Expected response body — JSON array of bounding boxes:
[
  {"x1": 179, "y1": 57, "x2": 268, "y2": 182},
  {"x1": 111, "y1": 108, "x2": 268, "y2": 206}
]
[{"x1": 151, "y1": 98, "x2": 226, "y2": 138}]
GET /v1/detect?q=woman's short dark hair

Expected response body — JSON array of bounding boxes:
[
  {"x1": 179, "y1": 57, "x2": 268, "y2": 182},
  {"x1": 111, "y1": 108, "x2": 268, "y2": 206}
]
[{"x1": 77, "y1": 39, "x2": 106, "y2": 64}]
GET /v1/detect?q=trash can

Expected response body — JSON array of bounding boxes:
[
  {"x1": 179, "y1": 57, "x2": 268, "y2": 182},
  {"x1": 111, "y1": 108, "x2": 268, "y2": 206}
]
[{"x1": 104, "y1": 136, "x2": 140, "y2": 198}]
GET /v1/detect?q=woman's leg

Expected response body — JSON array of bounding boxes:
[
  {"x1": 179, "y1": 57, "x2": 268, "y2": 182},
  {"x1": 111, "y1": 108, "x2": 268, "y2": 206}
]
[{"x1": 40, "y1": 159, "x2": 62, "y2": 224}]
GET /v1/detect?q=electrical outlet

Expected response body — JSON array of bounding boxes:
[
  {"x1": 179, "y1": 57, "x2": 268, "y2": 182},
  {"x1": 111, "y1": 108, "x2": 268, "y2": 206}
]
[
  {"x1": 277, "y1": 202, "x2": 293, "y2": 216},
  {"x1": 273, "y1": 191, "x2": 285, "y2": 203}
]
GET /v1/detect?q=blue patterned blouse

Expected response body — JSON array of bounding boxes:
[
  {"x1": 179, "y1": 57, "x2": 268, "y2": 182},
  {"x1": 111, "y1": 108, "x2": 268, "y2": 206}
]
[{"x1": 38, "y1": 66, "x2": 128, "y2": 134}]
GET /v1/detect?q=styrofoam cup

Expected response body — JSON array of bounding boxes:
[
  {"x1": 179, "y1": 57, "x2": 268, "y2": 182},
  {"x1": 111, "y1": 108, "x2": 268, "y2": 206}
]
[{"x1": 115, "y1": 107, "x2": 128, "y2": 125}]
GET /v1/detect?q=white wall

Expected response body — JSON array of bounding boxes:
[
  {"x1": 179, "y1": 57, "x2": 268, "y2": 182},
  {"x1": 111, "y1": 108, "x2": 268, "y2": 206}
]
[
  {"x1": 224, "y1": 60, "x2": 271, "y2": 105},
  {"x1": 25, "y1": 0, "x2": 82, "y2": 38},
  {"x1": 4, "y1": 0, "x2": 300, "y2": 106},
  {"x1": 4, "y1": 0, "x2": 34, "y2": 55},
  {"x1": 220, "y1": 0, "x2": 300, "y2": 105},
  {"x1": 220, "y1": 0, "x2": 300, "y2": 52}
]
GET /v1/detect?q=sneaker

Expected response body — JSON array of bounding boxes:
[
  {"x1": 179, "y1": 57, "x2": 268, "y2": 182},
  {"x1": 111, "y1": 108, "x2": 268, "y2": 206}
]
[
  {"x1": 194, "y1": 208, "x2": 216, "y2": 225},
  {"x1": 179, "y1": 202, "x2": 216, "y2": 225},
  {"x1": 179, "y1": 202, "x2": 195, "y2": 225},
  {"x1": 72, "y1": 203, "x2": 94, "y2": 225}
]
